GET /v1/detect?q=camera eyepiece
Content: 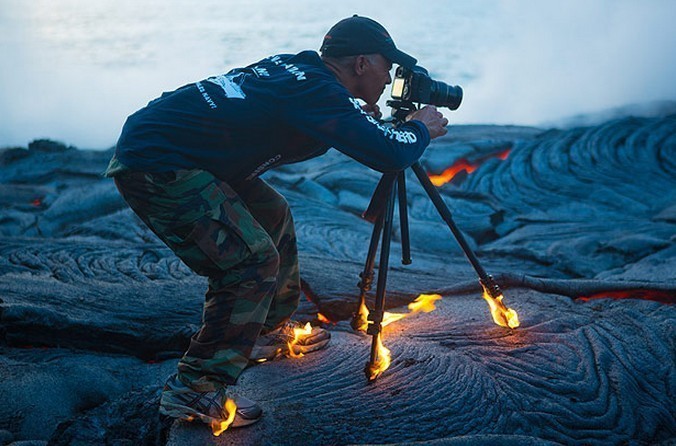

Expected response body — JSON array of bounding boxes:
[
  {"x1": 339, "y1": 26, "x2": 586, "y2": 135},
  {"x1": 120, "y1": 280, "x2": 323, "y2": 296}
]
[{"x1": 390, "y1": 66, "x2": 463, "y2": 111}]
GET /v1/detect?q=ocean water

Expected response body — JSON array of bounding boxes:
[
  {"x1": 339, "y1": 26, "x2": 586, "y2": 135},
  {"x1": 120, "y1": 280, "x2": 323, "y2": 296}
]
[{"x1": 1, "y1": 0, "x2": 675, "y2": 149}]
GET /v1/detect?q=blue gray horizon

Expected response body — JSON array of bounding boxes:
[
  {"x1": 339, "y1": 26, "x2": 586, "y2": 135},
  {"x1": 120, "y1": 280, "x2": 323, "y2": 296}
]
[{"x1": 1, "y1": 0, "x2": 675, "y2": 149}]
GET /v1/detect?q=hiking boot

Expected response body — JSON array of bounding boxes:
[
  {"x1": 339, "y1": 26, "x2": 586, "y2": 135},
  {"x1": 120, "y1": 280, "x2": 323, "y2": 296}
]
[
  {"x1": 159, "y1": 375, "x2": 262, "y2": 429},
  {"x1": 250, "y1": 320, "x2": 331, "y2": 362}
]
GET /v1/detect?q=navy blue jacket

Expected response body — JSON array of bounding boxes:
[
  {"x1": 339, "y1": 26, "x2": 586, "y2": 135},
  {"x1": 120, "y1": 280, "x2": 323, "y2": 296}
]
[{"x1": 114, "y1": 51, "x2": 430, "y2": 183}]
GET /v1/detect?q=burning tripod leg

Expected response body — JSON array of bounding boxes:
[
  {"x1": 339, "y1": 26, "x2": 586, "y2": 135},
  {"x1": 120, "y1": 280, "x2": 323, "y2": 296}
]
[
  {"x1": 410, "y1": 162, "x2": 519, "y2": 329},
  {"x1": 364, "y1": 180, "x2": 398, "y2": 381},
  {"x1": 351, "y1": 215, "x2": 384, "y2": 333},
  {"x1": 356, "y1": 162, "x2": 519, "y2": 382},
  {"x1": 353, "y1": 172, "x2": 412, "y2": 333}
]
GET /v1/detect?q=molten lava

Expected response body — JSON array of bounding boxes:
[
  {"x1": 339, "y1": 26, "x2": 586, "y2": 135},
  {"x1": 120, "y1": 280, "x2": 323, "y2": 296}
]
[
  {"x1": 428, "y1": 160, "x2": 478, "y2": 186},
  {"x1": 481, "y1": 287, "x2": 520, "y2": 329},
  {"x1": 210, "y1": 398, "x2": 237, "y2": 436},
  {"x1": 578, "y1": 289, "x2": 675, "y2": 304},
  {"x1": 428, "y1": 149, "x2": 511, "y2": 186},
  {"x1": 287, "y1": 322, "x2": 313, "y2": 358}
]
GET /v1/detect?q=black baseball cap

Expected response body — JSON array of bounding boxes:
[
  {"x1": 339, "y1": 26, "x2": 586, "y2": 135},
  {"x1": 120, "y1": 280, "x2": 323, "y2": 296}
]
[{"x1": 320, "y1": 15, "x2": 417, "y2": 69}]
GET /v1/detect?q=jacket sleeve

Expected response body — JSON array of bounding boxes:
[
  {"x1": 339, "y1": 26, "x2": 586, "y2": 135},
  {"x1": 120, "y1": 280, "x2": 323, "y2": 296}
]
[{"x1": 279, "y1": 80, "x2": 431, "y2": 172}]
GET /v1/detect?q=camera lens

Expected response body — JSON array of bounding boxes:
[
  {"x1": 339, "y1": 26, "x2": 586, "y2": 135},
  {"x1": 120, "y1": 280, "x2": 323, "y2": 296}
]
[{"x1": 429, "y1": 80, "x2": 463, "y2": 110}]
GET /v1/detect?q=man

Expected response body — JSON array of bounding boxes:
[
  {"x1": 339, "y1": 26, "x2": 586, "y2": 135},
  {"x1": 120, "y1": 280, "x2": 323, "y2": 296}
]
[{"x1": 105, "y1": 15, "x2": 448, "y2": 429}]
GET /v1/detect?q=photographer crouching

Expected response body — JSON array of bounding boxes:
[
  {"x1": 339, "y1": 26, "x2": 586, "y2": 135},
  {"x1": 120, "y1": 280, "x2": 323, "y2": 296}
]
[{"x1": 104, "y1": 15, "x2": 449, "y2": 430}]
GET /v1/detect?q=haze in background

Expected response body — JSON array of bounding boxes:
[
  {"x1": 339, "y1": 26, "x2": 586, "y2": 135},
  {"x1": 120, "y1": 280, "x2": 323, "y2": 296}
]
[{"x1": 1, "y1": 0, "x2": 675, "y2": 149}]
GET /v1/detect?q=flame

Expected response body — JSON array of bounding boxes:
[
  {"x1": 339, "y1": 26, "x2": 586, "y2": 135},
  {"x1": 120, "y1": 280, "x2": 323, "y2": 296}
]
[
  {"x1": 366, "y1": 334, "x2": 391, "y2": 381},
  {"x1": 210, "y1": 398, "x2": 238, "y2": 436},
  {"x1": 317, "y1": 312, "x2": 332, "y2": 324},
  {"x1": 363, "y1": 293, "x2": 444, "y2": 380},
  {"x1": 287, "y1": 322, "x2": 313, "y2": 358},
  {"x1": 354, "y1": 300, "x2": 370, "y2": 332},
  {"x1": 356, "y1": 293, "x2": 444, "y2": 333},
  {"x1": 481, "y1": 288, "x2": 519, "y2": 329},
  {"x1": 408, "y1": 293, "x2": 442, "y2": 313},
  {"x1": 381, "y1": 311, "x2": 406, "y2": 327},
  {"x1": 428, "y1": 149, "x2": 511, "y2": 187}
]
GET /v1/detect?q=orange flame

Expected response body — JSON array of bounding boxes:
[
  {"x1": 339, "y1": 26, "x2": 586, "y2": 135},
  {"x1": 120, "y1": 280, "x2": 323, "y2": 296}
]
[
  {"x1": 428, "y1": 149, "x2": 511, "y2": 187},
  {"x1": 317, "y1": 313, "x2": 332, "y2": 324},
  {"x1": 363, "y1": 293, "x2": 444, "y2": 380},
  {"x1": 481, "y1": 288, "x2": 519, "y2": 329},
  {"x1": 408, "y1": 293, "x2": 442, "y2": 313},
  {"x1": 381, "y1": 311, "x2": 406, "y2": 327},
  {"x1": 287, "y1": 322, "x2": 313, "y2": 358},
  {"x1": 210, "y1": 398, "x2": 237, "y2": 436},
  {"x1": 355, "y1": 299, "x2": 405, "y2": 330},
  {"x1": 366, "y1": 334, "x2": 391, "y2": 381},
  {"x1": 357, "y1": 293, "x2": 444, "y2": 333},
  {"x1": 354, "y1": 299, "x2": 370, "y2": 332}
]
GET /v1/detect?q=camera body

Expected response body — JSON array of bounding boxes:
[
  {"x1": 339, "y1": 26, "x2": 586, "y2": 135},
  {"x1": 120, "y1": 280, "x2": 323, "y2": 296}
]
[{"x1": 390, "y1": 66, "x2": 463, "y2": 111}]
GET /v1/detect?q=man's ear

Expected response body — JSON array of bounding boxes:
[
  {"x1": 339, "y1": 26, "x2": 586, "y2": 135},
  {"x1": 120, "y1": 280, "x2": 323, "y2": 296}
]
[{"x1": 354, "y1": 55, "x2": 369, "y2": 76}]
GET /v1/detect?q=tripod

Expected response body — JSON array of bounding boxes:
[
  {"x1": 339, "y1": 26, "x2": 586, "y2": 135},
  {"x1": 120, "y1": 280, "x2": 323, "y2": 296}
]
[{"x1": 353, "y1": 161, "x2": 505, "y2": 381}]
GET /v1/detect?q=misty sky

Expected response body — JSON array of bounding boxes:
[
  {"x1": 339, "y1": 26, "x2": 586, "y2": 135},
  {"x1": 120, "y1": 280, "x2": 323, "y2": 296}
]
[{"x1": 0, "y1": 0, "x2": 675, "y2": 149}]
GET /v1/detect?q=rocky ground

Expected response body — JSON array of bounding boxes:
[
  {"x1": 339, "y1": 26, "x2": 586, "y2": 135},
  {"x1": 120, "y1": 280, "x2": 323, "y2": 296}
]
[{"x1": 0, "y1": 116, "x2": 674, "y2": 445}]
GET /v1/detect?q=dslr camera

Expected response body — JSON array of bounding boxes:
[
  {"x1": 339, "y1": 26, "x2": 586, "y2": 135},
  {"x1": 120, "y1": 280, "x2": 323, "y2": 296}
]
[{"x1": 388, "y1": 66, "x2": 463, "y2": 120}]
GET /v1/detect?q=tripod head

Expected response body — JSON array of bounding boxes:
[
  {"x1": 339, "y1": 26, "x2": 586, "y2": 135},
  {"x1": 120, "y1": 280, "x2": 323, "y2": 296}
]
[{"x1": 385, "y1": 99, "x2": 419, "y2": 124}]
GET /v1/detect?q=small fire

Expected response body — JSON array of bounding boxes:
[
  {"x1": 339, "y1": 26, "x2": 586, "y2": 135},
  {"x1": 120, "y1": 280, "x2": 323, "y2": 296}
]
[
  {"x1": 408, "y1": 293, "x2": 442, "y2": 313},
  {"x1": 287, "y1": 322, "x2": 313, "y2": 358},
  {"x1": 366, "y1": 334, "x2": 391, "y2": 381},
  {"x1": 363, "y1": 293, "x2": 443, "y2": 380},
  {"x1": 357, "y1": 293, "x2": 444, "y2": 333},
  {"x1": 317, "y1": 312, "x2": 332, "y2": 324},
  {"x1": 210, "y1": 398, "x2": 237, "y2": 436},
  {"x1": 428, "y1": 149, "x2": 511, "y2": 187},
  {"x1": 354, "y1": 299, "x2": 370, "y2": 332},
  {"x1": 481, "y1": 287, "x2": 519, "y2": 329},
  {"x1": 381, "y1": 311, "x2": 406, "y2": 327}
]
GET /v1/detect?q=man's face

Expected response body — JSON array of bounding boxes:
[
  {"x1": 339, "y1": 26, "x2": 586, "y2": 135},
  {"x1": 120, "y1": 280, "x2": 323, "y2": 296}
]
[{"x1": 356, "y1": 54, "x2": 393, "y2": 105}]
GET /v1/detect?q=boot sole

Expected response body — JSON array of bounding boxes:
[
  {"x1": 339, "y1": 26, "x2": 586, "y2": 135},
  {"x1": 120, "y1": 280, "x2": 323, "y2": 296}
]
[
  {"x1": 250, "y1": 334, "x2": 331, "y2": 361},
  {"x1": 159, "y1": 401, "x2": 262, "y2": 428}
]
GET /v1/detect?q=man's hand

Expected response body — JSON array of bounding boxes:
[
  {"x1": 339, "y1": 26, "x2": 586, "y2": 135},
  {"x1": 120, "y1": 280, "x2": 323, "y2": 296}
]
[
  {"x1": 361, "y1": 103, "x2": 382, "y2": 120},
  {"x1": 406, "y1": 105, "x2": 449, "y2": 139}
]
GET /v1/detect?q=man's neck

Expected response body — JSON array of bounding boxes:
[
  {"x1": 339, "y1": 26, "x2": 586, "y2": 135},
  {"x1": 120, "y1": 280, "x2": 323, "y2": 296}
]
[{"x1": 323, "y1": 59, "x2": 358, "y2": 97}]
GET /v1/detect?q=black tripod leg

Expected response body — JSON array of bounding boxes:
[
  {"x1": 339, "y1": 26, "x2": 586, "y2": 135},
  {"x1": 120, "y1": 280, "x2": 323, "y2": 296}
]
[
  {"x1": 365, "y1": 182, "x2": 397, "y2": 381},
  {"x1": 397, "y1": 172, "x2": 412, "y2": 265},
  {"x1": 351, "y1": 213, "x2": 385, "y2": 332},
  {"x1": 410, "y1": 162, "x2": 495, "y2": 288}
]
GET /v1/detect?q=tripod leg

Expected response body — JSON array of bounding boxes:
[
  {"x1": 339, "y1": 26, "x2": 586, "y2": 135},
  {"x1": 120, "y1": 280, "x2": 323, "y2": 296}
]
[
  {"x1": 351, "y1": 214, "x2": 385, "y2": 332},
  {"x1": 365, "y1": 182, "x2": 397, "y2": 381},
  {"x1": 410, "y1": 162, "x2": 493, "y2": 286},
  {"x1": 410, "y1": 163, "x2": 520, "y2": 329},
  {"x1": 397, "y1": 172, "x2": 412, "y2": 265}
]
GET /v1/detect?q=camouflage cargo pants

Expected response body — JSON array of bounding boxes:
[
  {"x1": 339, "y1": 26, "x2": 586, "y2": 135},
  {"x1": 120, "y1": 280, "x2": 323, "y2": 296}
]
[{"x1": 114, "y1": 169, "x2": 300, "y2": 391}]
